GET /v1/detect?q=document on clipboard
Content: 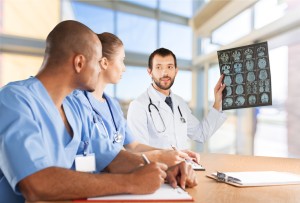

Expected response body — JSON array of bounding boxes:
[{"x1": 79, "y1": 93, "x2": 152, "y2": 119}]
[
  {"x1": 207, "y1": 171, "x2": 300, "y2": 187},
  {"x1": 84, "y1": 184, "x2": 193, "y2": 202}
]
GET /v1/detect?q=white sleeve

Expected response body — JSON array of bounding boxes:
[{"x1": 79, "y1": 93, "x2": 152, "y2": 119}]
[
  {"x1": 127, "y1": 100, "x2": 150, "y2": 145},
  {"x1": 187, "y1": 107, "x2": 227, "y2": 143}
]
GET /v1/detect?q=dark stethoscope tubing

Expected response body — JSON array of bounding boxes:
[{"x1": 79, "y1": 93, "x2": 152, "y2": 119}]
[
  {"x1": 84, "y1": 92, "x2": 122, "y2": 143},
  {"x1": 147, "y1": 92, "x2": 186, "y2": 133}
]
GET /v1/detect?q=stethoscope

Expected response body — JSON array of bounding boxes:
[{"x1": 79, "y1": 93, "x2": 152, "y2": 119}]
[
  {"x1": 84, "y1": 92, "x2": 123, "y2": 144},
  {"x1": 147, "y1": 91, "x2": 186, "y2": 133}
]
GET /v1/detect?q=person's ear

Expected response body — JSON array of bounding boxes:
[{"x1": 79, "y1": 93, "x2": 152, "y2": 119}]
[
  {"x1": 147, "y1": 67, "x2": 152, "y2": 76},
  {"x1": 100, "y1": 57, "x2": 109, "y2": 71},
  {"x1": 175, "y1": 67, "x2": 179, "y2": 76},
  {"x1": 74, "y1": 54, "x2": 86, "y2": 73}
]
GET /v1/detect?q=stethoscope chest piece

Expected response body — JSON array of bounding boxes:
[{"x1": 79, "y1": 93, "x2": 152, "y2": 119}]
[
  {"x1": 113, "y1": 131, "x2": 123, "y2": 143},
  {"x1": 180, "y1": 117, "x2": 186, "y2": 123}
]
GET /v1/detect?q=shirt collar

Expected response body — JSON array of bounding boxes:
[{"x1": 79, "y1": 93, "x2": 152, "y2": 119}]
[{"x1": 150, "y1": 83, "x2": 173, "y2": 100}]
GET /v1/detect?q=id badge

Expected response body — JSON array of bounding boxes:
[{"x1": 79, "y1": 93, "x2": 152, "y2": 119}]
[{"x1": 75, "y1": 153, "x2": 96, "y2": 172}]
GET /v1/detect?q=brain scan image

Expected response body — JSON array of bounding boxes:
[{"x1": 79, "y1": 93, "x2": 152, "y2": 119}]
[
  {"x1": 248, "y1": 95, "x2": 256, "y2": 105},
  {"x1": 235, "y1": 74, "x2": 244, "y2": 84},
  {"x1": 224, "y1": 98, "x2": 233, "y2": 107},
  {"x1": 245, "y1": 60, "x2": 254, "y2": 71},
  {"x1": 224, "y1": 76, "x2": 232, "y2": 86},
  {"x1": 220, "y1": 53, "x2": 229, "y2": 63},
  {"x1": 235, "y1": 84, "x2": 244, "y2": 95},
  {"x1": 235, "y1": 96, "x2": 246, "y2": 106},
  {"x1": 258, "y1": 58, "x2": 267, "y2": 69},
  {"x1": 247, "y1": 72, "x2": 256, "y2": 82},
  {"x1": 261, "y1": 93, "x2": 269, "y2": 103},
  {"x1": 232, "y1": 50, "x2": 241, "y2": 61},
  {"x1": 221, "y1": 64, "x2": 231, "y2": 74},
  {"x1": 234, "y1": 63, "x2": 243, "y2": 73},
  {"x1": 225, "y1": 86, "x2": 232, "y2": 96},
  {"x1": 257, "y1": 46, "x2": 266, "y2": 57},
  {"x1": 259, "y1": 70, "x2": 268, "y2": 80},
  {"x1": 244, "y1": 48, "x2": 253, "y2": 59}
]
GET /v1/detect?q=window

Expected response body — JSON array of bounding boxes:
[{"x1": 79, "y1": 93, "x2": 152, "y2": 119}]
[
  {"x1": 160, "y1": 0, "x2": 193, "y2": 17},
  {"x1": 116, "y1": 66, "x2": 151, "y2": 101},
  {"x1": 198, "y1": 37, "x2": 220, "y2": 55},
  {"x1": 72, "y1": 2, "x2": 114, "y2": 33},
  {"x1": 160, "y1": 21, "x2": 192, "y2": 60},
  {"x1": 212, "y1": 9, "x2": 252, "y2": 45},
  {"x1": 121, "y1": 0, "x2": 157, "y2": 8},
  {"x1": 254, "y1": 0, "x2": 287, "y2": 29},
  {"x1": 172, "y1": 70, "x2": 192, "y2": 101},
  {"x1": 117, "y1": 12, "x2": 157, "y2": 54}
]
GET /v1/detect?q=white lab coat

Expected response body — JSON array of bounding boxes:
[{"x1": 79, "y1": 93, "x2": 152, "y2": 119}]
[{"x1": 127, "y1": 85, "x2": 227, "y2": 150}]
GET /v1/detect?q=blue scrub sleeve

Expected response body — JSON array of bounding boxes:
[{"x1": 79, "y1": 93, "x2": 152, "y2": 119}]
[
  {"x1": 0, "y1": 88, "x2": 52, "y2": 193},
  {"x1": 124, "y1": 121, "x2": 135, "y2": 145}
]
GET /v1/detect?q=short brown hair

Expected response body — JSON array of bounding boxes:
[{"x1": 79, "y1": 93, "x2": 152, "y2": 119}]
[{"x1": 148, "y1": 48, "x2": 177, "y2": 70}]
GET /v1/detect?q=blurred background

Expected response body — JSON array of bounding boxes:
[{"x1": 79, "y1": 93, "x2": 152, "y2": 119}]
[{"x1": 1, "y1": 0, "x2": 299, "y2": 158}]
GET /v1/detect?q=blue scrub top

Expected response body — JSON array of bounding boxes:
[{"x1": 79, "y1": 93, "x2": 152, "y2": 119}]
[
  {"x1": 73, "y1": 90, "x2": 135, "y2": 148},
  {"x1": 0, "y1": 78, "x2": 121, "y2": 203}
]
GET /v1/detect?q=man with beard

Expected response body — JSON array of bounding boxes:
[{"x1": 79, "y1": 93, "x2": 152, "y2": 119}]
[{"x1": 127, "y1": 48, "x2": 227, "y2": 151}]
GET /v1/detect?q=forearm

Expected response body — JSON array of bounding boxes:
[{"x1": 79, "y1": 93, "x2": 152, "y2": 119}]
[
  {"x1": 19, "y1": 167, "x2": 132, "y2": 202},
  {"x1": 105, "y1": 150, "x2": 144, "y2": 173}
]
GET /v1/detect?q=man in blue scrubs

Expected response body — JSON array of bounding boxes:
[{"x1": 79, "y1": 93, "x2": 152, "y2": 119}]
[{"x1": 0, "y1": 20, "x2": 197, "y2": 203}]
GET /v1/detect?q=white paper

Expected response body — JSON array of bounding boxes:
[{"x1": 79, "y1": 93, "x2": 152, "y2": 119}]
[
  {"x1": 88, "y1": 183, "x2": 193, "y2": 201},
  {"x1": 211, "y1": 171, "x2": 300, "y2": 187}
]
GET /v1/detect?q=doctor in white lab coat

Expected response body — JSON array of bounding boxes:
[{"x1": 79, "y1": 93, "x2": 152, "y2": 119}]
[{"x1": 127, "y1": 48, "x2": 227, "y2": 150}]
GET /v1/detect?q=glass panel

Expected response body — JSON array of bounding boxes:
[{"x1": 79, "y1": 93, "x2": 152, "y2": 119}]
[
  {"x1": 117, "y1": 12, "x2": 157, "y2": 54},
  {"x1": 116, "y1": 66, "x2": 151, "y2": 101},
  {"x1": 172, "y1": 70, "x2": 192, "y2": 102},
  {"x1": 121, "y1": 0, "x2": 157, "y2": 8},
  {"x1": 254, "y1": 46, "x2": 288, "y2": 157},
  {"x1": 160, "y1": 21, "x2": 192, "y2": 60},
  {"x1": 254, "y1": 0, "x2": 287, "y2": 29},
  {"x1": 212, "y1": 9, "x2": 252, "y2": 45},
  {"x1": 71, "y1": 2, "x2": 114, "y2": 33},
  {"x1": 160, "y1": 0, "x2": 193, "y2": 17},
  {"x1": 199, "y1": 37, "x2": 220, "y2": 55}
]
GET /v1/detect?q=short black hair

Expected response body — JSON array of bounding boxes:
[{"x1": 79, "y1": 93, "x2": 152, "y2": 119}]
[{"x1": 148, "y1": 48, "x2": 177, "y2": 69}]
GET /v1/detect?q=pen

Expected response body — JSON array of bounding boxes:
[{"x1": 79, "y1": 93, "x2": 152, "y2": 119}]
[
  {"x1": 171, "y1": 145, "x2": 193, "y2": 163},
  {"x1": 141, "y1": 153, "x2": 150, "y2": 165}
]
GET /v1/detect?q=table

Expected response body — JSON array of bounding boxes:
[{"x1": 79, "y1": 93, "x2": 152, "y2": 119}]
[{"x1": 28, "y1": 153, "x2": 300, "y2": 203}]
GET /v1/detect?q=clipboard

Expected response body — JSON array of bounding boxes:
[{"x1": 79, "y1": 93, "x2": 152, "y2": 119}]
[
  {"x1": 76, "y1": 183, "x2": 193, "y2": 202},
  {"x1": 207, "y1": 171, "x2": 300, "y2": 187}
]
